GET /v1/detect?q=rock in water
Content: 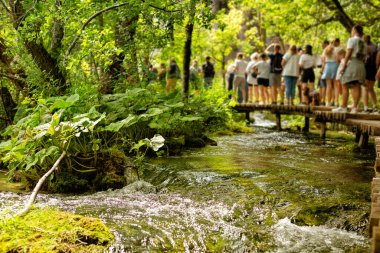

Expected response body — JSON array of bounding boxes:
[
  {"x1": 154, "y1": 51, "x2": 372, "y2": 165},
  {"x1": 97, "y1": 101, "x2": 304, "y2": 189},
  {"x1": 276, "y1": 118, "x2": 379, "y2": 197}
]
[{"x1": 118, "y1": 180, "x2": 157, "y2": 194}]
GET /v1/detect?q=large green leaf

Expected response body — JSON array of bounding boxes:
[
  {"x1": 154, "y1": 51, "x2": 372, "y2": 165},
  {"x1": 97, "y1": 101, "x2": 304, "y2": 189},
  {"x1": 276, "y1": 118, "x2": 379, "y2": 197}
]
[{"x1": 104, "y1": 115, "x2": 139, "y2": 132}]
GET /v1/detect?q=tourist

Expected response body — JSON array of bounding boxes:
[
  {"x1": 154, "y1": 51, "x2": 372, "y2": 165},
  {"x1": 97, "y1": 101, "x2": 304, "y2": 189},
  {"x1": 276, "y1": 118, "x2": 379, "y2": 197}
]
[
  {"x1": 318, "y1": 40, "x2": 330, "y2": 105},
  {"x1": 296, "y1": 46, "x2": 303, "y2": 103},
  {"x1": 202, "y1": 56, "x2": 215, "y2": 89},
  {"x1": 253, "y1": 53, "x2": 271, "y2": 105},
  {"x1": 362, "y1": 35, "x2": 378, "y2": 112},
  {"x1": 233, "y1": 53, "x2": 248, "y2": 103},
  {"x1": 335, "y1": 48, "x2": 346, "y2": 107},
  {"x1": 246, "y1": 53, "x2": 259, "y2": 103},
  {"x1": 190, "y1": 59, "x2": 202, "y2": 92},
  {"x1": 333, "y1": 25, "x2": 367, "y2": 113},
  {"x1": 321, "y1": 42, "x2": 338, "y2": 106},
  {"x1": 166, "y1": 58, "x2": 180, "y2": 93},
  {"x1": 332, "y1": 38, "x2": 342, "y2": 106},
  {"x1": 157, "y1": 63, "x2": 167, "y2": 87},
  {"x1": 299, "y1": 44, "x2": 316, "y2": 105},
  {"x1": 266, "y1": 43, "x2": 284, "y2": 105},
  {"x1": 282, "y1": 45, "x2": 300, "y2": 106},
  {"x1": 226, "y1": 61, "x2": 235, "y2": 99}
]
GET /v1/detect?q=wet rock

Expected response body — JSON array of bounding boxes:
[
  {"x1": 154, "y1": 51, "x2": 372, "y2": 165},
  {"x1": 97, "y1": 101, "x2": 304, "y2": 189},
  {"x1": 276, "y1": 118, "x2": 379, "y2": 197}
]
[
  {"x1": 202, "y1": 135, "x2": 218, "y2": 146},
  {"x1": 185, "y1": 137, "x2": 206, "y2": 148},
  {"x1": 165, "y1": 136, "x2": 185, "y2": 155},
  {"x1": 118, "y1": 180, "x2": 157, "y2": 194}
]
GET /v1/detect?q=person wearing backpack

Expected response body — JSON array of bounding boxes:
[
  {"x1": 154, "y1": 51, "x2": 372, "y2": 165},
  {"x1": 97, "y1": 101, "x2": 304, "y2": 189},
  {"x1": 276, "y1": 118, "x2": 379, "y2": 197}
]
[
  {"x1": 202, "y1": 56, "x2": 215, "y2": 89},
  {"x1": 266, "y1": 43, "x2": 284, "y2": 105},
  {"x1": 362, "y1": 35, "x2": 377, "y2": 112},
  {"x1": 166, "y1": 58, "x2": 180, "y2": 93}
]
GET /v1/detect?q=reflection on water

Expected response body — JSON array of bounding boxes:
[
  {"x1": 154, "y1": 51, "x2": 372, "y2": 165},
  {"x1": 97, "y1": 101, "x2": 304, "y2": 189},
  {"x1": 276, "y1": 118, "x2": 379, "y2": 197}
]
[{"x1": 0, "y1": 123, "x2": 374, "y2": 252}]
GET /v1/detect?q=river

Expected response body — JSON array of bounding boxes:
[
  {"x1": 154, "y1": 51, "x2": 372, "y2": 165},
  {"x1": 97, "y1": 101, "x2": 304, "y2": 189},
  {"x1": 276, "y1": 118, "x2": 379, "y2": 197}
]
[{"x1": 0, "y1": 114, "x2": 374, "y2": 252}]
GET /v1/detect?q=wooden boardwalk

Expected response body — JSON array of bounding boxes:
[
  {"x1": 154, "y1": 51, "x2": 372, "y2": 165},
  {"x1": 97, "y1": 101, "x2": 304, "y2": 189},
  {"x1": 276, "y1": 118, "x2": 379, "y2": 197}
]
[
  {"x1": 234, "y1": 104, "x2": 380, "y2": 147},
  {"x1": 234, "y1": 104, "x2": 380, "y2": 251}
]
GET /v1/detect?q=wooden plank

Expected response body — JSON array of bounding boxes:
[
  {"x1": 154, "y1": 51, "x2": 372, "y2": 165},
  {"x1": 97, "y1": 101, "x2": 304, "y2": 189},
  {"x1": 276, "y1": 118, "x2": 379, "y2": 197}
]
[{"x1": 372, "y1": 226, "x2": 380, "y2": 253}]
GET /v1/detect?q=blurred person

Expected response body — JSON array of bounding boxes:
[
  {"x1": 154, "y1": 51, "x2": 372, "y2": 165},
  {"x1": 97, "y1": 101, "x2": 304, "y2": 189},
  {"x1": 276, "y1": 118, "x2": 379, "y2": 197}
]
[
  {"x1": 232, "y1": 53, "x2": 248, "y2": 103},
  {"x1": 166, "y1": 58, "x2": 180, "y2": 93},
  {"x1": 253, "y1": 53, "x2": 271, "y2": 105},
  {"x1": 299, "y1": 45, "x2": 316, "y2": 105},
  {"x1": 157, "y1": 63, "x2": 167, "y2": 87},
  {"x1": 190, "y1": 59, "x2": 202, "y2": 92},
  {"x1": 202, "y1": 56, "x2": 215, "y2": 89},
  {"x1": 335, "y1": 48, "x2": 346, "y2": 107},
  {"x1": 362, "y1": 35, "x2": 378, "y2": 112},
  {"x1": 246, "y1": 53, "x2": 259, "y2": 103},
  {"x1": 333, "y1": 25, "x2": 367, "y2": 113},
  {"x1": 321, "y1": 42, "x2": 338, "y2": 106},
  {"x1": 266, "y1": 43, "x2": 284, "y2": 105},
  {"x1": 282, "y1": 45, "x2": 300, "y2": 105}
]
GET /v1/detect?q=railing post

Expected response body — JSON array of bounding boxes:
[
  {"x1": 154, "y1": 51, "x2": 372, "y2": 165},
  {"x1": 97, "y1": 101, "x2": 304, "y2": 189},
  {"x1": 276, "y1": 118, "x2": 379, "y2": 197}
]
[
  {"x1": 303, "y1": 117, "x2": 310, "y2": 132},
  {"x1": 320, "y1": 121, "x2": 326, "y2": 139},
  {"x1": 359, "y1": 132, "x2": 369, "y2": 149},
  {"x1": 355, "y1": 129, "x2": 362, "y2": 143},
  {"x1": 276, "y1": 113, "x2": 281, "y2": 130},
  {"x1": 245, "y1": 112, "x2": 250, "y2": 122}
]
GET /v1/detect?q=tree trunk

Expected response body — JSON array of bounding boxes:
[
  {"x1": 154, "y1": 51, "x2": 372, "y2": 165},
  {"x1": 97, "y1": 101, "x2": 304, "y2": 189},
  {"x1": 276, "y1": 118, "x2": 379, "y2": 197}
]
[
  {"x1": 0, "y1": 86, "x2": 16, "y2": 124},
  {"x1": 8, "y1": 0, "x2": 66, "y2": 94},
  {"x1": 50, "y1": 0, "x2": 64, "y2": 59},
  {"x1": 320, "y1": 0, "x2": 354, "y2": 32},
  {"x1": 183, "y1": 22, "x2": 194, "y2": 99}
]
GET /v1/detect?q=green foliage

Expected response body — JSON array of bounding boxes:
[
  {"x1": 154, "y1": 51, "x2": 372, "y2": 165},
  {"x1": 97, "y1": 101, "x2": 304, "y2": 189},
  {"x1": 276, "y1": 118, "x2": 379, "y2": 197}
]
[
  {"x1": 0, "y1": 207, "x2": 113, "y2": 252},
  {"x1": 0, "y1": 82, "x2": 241, "y2": 191}
]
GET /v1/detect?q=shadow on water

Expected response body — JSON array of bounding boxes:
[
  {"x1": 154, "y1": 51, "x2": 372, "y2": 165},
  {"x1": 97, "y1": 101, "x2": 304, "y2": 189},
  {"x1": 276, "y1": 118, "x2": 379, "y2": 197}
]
[{"x1": 0, "y1": 115, "x2": 374, "y2": 252}]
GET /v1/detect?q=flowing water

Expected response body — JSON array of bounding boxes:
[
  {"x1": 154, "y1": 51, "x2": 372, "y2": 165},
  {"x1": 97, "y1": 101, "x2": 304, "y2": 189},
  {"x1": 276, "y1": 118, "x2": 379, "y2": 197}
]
[{"x1": 0, "y1": 113, "x2": 375, "y2": 252}]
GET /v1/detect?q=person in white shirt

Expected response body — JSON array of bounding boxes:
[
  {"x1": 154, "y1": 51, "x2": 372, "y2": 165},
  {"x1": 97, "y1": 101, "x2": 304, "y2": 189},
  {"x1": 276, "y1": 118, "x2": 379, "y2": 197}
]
[
  {"x1": 246, "y1": 53, "x2": 259, "y2": 103},
  {"x1": 299, "y1": 45, "x2": 316, "y2": 104},
  {"x1": 253, "y1": 53, "x2": 271, "y2": 105},
  {"x1": 333, "y1": 25, "x2": 367, "y2": 113},
  {"x1": 233, "y1": 53, "x2": 248, "y2": 103},
  {"x1": 282, "y1": 45, "x2": 300, "y2": 105}
]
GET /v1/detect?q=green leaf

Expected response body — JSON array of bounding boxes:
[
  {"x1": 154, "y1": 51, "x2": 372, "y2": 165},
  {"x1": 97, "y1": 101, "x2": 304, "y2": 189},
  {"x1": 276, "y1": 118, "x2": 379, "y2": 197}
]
[
  {"x1": 180, "y1": 116, "x2": 203, "y2": 122},
  {"x1": 104, "y1": 115, "x2": 139, "y2": 132}
]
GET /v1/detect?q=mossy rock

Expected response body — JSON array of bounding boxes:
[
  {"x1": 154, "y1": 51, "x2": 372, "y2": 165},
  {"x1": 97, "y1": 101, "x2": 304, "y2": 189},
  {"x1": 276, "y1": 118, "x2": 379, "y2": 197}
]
[
  {"x1": 50, "y1": 172, "x2": 89, "y2": 193},
  {"x1": 165, "y1": 136, "x2": 185, "y2": 155},
  {"x1": 94, "y1": 171, "x2": 126, "y2": 191},
  {"x1": 0, "y1": 207, "x2": 114, "y2": 252}
]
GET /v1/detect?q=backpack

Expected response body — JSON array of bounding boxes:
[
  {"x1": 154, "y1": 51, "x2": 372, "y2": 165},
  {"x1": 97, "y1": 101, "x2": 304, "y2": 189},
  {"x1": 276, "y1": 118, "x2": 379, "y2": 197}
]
[
  {"x1": 272, "y1": 53, "x2": 283, "y2": 74},
  {"x1": 203, "y1": 62, "x2": 215, "y2": 78}
]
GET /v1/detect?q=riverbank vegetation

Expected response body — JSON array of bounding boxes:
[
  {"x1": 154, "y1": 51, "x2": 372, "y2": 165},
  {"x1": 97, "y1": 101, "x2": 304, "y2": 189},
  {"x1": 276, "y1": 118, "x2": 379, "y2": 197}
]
[{"x1": 0, "y1": 207, "x2": 114, "y2": 252}]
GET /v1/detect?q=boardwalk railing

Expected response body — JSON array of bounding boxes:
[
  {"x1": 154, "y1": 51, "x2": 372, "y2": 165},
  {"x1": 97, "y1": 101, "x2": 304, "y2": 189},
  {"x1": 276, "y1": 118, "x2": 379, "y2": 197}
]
[{"x1": 234, "y1": 104, "x2": 380, "y2": 251}]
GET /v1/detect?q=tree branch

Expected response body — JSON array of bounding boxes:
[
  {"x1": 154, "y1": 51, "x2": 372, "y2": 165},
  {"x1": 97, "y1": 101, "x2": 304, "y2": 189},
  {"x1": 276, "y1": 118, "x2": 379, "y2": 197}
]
[
  {"x1": 304, "y1": 16, "x2": 335, "y2": 31},
  {"x1": 63, "y1": 2, "x2": 129, "y2": 65},
  {"x1": 0, "y1": 0, "x2": 11, "y2": 14},
  {"x1": 15, "y1": 151, "x2": 66, "y2": 217}
]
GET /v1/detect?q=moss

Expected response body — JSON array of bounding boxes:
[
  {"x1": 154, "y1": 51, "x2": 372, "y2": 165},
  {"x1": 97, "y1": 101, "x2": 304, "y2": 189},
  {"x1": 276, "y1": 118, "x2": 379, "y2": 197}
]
[
  {"x1": 50, "y1": 172, "x2": 89, "y2": 193},
  {"x1": 0, "y1": 207, "x2": 114, "y2": 252}
]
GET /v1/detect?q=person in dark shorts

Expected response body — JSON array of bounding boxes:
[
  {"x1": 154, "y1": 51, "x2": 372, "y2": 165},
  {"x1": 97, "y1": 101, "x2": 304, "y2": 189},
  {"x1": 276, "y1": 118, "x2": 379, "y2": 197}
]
[
  {"x1": 299, "y1": 45, "x2": 316, "y2": 104},
  {"x1": 253, "y1": 53, "x2": 270, "y2": 104},
  {"x1": 266, "y1": 43, "x2": 284, "y2": 105},
  {"x1": 202, "y1": 56, "x2": 215, "y2": 89},
  {"x1": 362, "y1": 35, "x2": 378, "y2": 112}
]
